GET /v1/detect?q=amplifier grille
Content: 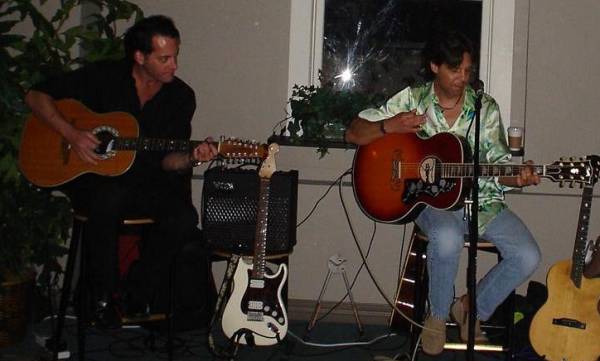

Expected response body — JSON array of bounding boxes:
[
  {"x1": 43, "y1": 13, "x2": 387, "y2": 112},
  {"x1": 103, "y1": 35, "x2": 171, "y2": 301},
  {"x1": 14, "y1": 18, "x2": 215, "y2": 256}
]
[{"x1": 201, "y1": 167, "x2": 298, "y2": 254}]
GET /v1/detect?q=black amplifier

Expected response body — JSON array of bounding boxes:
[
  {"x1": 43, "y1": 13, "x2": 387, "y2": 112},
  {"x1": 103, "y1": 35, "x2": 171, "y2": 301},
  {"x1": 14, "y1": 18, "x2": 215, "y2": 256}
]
[{"x1": 201, "y1": 166, "x2": 298, "y2": 254}]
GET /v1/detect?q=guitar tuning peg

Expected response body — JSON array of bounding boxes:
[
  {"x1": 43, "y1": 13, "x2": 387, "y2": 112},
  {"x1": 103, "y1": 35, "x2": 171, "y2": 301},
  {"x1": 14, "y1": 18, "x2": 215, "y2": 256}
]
[
  {"x1": 569, "y1": 182, "x2": 574, "y2": 188},
  {"x1": 569, "y1": 157, "x2": 575, "y2": 162},
  {"x1": 560, "y1": 157, "x2": 566, "y2": 162},
  {"x1": 559, "y1": 181, "x2": 565, "y2": 188},
  {"x1": 580, "y1": 182, "x2": 584, "y2": 188}
]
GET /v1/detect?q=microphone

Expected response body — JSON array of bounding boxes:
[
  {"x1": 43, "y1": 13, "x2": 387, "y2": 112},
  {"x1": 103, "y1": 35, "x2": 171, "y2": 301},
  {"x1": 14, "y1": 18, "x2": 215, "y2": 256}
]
[{"x1": 472, "y1": 79, "x2": 484, "y2": 97}]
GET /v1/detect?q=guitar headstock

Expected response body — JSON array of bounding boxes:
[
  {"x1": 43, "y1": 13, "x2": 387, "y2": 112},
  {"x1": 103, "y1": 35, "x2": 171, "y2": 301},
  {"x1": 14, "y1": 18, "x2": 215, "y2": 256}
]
[
  {"x1": 258, "y1": 143, "x2": 279, "y2": 179},
  {"x1": 546, "y1": 156, "x2": 600, "y2": 187},
  {"x1": 218, "y1": 138, "x2": 269, "y2": 163}
]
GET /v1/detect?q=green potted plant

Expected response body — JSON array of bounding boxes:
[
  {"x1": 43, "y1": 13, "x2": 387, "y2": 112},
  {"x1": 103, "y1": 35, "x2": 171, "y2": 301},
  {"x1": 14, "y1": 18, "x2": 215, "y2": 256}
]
[
  {"x1": 286, "y1": 82, "x2": 384, "y2": 157},
  {"x1": 0, "y1": 0, "x2": 142, "y2": 347}
]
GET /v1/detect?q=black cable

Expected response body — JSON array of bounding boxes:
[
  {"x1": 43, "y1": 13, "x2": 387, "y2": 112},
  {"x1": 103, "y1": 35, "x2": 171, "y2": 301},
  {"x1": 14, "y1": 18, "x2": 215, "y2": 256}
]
[
  {"x1": 296, "y1": 169, "x2": 351, "y2": 228},
  {"x1": 272, "y1": 115, "x2": 291, "y2": 136},
  {"x1": 286, "y1": 331, "x2": 406, "y2": 358},
  {"x1": 313, "y1": 221, "x2": 376, "y2": 324},
  {"x1": 295, "y1": 169, "x2": 376, "y2": 325},
  {"x1": 338, "y1": 169, "x2": 415, "y2": 324}
]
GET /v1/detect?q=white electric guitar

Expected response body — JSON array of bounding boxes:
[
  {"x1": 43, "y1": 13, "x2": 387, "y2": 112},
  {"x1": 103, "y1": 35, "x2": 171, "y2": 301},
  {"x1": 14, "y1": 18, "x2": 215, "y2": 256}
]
[{"x1": 221, "y1": 143, "x2": 288, "y2": 346}]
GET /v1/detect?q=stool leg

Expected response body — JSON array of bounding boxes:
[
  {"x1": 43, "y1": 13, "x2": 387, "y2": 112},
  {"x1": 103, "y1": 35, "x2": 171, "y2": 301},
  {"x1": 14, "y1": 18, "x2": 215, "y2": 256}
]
[
  {"x1": 505, "y1": 290, "x2": 516, "y2": 360},
  {"x1": 51, "y1": 219, "x2": 82, "y2": 360},
  {"x1": 306, "y1": 269, "x2": 334, "y2": 334},
  {"x1": 77, "y1": 223, "x2": 87, "y2": 361},
  {"x1": 412, "y1": 237, "x2": 429, "y2": 351},
  {"x1": 167, "y1": 256, "x2": 175, "y2": 361},
  {"x1": 341, "y1": 269, "x2": 364, "y2": 334}
]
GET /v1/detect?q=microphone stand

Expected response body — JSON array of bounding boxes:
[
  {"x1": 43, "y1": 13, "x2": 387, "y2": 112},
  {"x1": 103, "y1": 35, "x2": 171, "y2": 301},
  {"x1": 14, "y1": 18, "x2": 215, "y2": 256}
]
[{"x1": 465, "y1": 83, "x2": 483, "y2": 361}]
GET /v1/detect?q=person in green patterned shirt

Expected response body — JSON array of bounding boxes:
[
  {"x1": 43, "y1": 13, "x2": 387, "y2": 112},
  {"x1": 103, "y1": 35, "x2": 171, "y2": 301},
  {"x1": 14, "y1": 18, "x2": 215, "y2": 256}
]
[{"x1": 346, "y1": 31, "x2": 541, "y2": 356}]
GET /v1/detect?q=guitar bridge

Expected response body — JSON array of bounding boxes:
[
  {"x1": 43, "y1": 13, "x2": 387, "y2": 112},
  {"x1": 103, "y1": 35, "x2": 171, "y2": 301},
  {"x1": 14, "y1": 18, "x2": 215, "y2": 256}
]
[{"x1": 247, "y1": 311, "x2": 264, "y2": 321}]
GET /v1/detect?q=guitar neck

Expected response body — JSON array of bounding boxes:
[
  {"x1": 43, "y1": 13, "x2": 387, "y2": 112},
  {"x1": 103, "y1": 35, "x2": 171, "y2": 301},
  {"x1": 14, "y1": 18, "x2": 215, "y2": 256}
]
[
  {"x1": 251, "y1": 178, "x2": 271, "y2": 280},
  {"x1": 442, "y1": 163, "x2": 547, "y2": 178},
  {"x1": 570, "y1": 185, "x2": 594, "y2": 288},
  {"x1": 114, "y1": 138, "x2": 207, "y2": 152}
]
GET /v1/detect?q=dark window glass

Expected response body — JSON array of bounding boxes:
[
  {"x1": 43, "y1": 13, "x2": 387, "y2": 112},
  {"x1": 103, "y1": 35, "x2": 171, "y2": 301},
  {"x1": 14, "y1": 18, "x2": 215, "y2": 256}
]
[{"x1": 322, "y1": 0, "x2": 482, "y2": 97}]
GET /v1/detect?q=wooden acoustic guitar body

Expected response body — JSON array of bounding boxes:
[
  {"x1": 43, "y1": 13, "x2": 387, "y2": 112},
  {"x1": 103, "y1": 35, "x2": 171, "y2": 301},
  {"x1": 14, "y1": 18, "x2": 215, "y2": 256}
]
[
  {"x1": 530, "y1": 260, "x2": 600, "y2": 361},
  {"x1": 19, "y1": 99, "x2": 137, "y2": 187},
  {"x1": 352, "y1": 132, "x2": 469, "y2": 224}
]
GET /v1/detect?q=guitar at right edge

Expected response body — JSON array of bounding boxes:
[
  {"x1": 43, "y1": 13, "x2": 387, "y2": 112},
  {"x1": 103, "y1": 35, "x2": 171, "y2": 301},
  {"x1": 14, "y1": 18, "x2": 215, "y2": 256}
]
[{"x1": 529, "y1": 155, "x2": 600, "y2": 361}]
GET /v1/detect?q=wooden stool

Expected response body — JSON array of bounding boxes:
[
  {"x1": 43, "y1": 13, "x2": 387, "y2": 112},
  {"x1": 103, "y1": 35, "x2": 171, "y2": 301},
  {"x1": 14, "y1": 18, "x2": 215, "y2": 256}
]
[
  {"x1": 50, "y1": 214, "x2": 175, "y2": 361},
  {"x1": 389, "y1": 226, "x2": 516, "y2": 358}
]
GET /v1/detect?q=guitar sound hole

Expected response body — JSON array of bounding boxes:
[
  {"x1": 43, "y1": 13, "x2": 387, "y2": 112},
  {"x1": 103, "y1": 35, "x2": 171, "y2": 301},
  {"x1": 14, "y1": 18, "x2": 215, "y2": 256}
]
[{"x1": 93, "y1": 129, "x2": 117, "y2": 159}]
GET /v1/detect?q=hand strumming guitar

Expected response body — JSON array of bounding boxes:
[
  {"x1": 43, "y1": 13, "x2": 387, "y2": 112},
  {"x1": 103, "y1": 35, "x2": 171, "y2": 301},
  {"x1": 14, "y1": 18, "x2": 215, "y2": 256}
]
[
  {"x1": 345, "y1": 110, "x2": 425, "y2": 146},
  {"x1": 383, "y1": 110, "x2": 426, "y2": 134},
  {"x1": 63, "y1": 126, "x2": 102, "y2": 165}
]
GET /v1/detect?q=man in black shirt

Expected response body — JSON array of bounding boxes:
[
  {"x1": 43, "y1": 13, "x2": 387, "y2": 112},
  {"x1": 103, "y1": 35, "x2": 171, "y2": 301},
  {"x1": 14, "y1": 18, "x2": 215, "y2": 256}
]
[{"x1": 25, "y1": 15, "x2": 216, "y2": 326}]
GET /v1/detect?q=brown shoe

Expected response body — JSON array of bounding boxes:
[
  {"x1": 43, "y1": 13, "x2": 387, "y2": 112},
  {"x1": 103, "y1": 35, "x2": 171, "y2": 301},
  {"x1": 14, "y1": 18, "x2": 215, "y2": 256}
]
[
  {"x1": 450, "y1": 295, "x2": 488, "y2": 343},
  {"x1": 421, "y1": 315, "x2": 446, "y2": 356}
]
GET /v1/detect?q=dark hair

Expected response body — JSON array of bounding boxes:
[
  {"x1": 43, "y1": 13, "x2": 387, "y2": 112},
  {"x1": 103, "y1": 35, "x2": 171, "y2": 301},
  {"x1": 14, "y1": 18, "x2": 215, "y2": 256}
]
[
  {"x1": 421, "y1": 31, "x2": 475, "y2": 80},
  {"x1": 123, "y1": 15, "x2": 180, "y2": 61}
]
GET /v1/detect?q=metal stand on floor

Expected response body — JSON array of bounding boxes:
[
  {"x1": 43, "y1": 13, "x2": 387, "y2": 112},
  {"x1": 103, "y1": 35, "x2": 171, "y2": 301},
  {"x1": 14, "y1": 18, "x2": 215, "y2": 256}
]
[{"x1": 306, "y1": 254, "x2": 363, "y2": 336}]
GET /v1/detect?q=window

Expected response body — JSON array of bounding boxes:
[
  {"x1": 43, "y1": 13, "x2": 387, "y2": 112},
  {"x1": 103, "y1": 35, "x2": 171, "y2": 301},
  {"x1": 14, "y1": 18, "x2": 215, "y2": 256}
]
[
  {"x1": 321, "y1": 0, "x2": 482, "y2": 98},
  {"x1": 288, "y1": 0, "x2": 516, "y2": 128}
]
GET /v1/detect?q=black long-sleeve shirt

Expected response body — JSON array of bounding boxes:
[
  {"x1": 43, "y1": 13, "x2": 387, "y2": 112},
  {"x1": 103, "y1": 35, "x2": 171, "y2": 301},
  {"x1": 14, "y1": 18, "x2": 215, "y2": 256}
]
[{"x1": 32, "y1": 59, "x2": 196, "y2": 197}]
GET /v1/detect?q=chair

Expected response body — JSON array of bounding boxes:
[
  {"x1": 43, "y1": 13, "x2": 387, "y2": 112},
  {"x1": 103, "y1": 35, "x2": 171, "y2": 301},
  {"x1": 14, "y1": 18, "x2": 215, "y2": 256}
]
[
  {"x1": 50, "y1": 213, "x2": 175, "y2": 361},
  {"x1": 391, "y1": 226, "x2": 516, "y2": 358}
]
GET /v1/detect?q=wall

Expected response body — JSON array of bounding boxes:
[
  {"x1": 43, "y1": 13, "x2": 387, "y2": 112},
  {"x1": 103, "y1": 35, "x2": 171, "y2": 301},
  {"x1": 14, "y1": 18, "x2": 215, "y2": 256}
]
[{"x1": 509, "y1": 0, "x2": 600, "y2": 289}]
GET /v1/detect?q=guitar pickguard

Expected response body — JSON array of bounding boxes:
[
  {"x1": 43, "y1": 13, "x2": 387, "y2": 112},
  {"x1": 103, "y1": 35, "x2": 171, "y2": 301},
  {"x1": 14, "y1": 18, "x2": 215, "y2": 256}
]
[
  {"x1": 221, "y1": 258, "x2": 288, "y2": 346},
  {"x1": 402, "y1": 178, "x2": 456, "y2": 204},
  {"x1": 399, "y1": 155, "x2": 456, "y2": 203}
]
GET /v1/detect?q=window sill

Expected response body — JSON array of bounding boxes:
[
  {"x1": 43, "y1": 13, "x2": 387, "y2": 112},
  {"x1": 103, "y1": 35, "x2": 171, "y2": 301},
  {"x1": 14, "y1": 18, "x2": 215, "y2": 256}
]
[{"x1": 267, "y1": 135, "x2": 356, "y2": 150}]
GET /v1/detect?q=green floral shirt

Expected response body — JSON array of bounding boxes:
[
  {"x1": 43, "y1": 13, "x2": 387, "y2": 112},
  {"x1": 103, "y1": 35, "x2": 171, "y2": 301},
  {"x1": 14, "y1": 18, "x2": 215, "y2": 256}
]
[{"x1": 358, "y1": 82, "x2": 512, "y2": 235}]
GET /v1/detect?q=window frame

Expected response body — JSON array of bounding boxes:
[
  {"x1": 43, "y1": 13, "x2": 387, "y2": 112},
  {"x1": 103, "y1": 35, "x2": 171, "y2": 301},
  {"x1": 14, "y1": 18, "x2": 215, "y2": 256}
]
[{"x1": 287, "y1": 0, "x2": 516, "y2": 129}]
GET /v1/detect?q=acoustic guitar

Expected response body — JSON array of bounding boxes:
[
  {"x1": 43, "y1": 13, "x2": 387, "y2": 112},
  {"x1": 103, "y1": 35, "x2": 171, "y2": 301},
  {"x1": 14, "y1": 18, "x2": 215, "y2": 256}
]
[
  {"x1": 352, "y1": 132, "x2": 595, "y2": 223},
  {"x1": 529, "y1": 156, "x2": 600, "y2": 361},
  {"x1": 221, "y1": 143, "x2": 289, "y2": 346},
  {"x1": 19, "y1": 99, "x2": 268, "y2": 187}
]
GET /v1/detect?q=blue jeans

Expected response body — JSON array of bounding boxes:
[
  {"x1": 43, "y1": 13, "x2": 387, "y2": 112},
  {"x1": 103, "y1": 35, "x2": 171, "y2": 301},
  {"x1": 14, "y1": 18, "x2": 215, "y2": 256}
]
[{"x1": 415, "y1": 206, "x2": 541, "y2": 321}]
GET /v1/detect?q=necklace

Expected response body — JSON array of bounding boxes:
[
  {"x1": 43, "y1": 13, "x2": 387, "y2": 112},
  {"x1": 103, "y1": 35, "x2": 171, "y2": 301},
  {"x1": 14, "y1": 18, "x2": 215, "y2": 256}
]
[{"x1": 438, "y1": 93, "x2": 463, "y2": 113}]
